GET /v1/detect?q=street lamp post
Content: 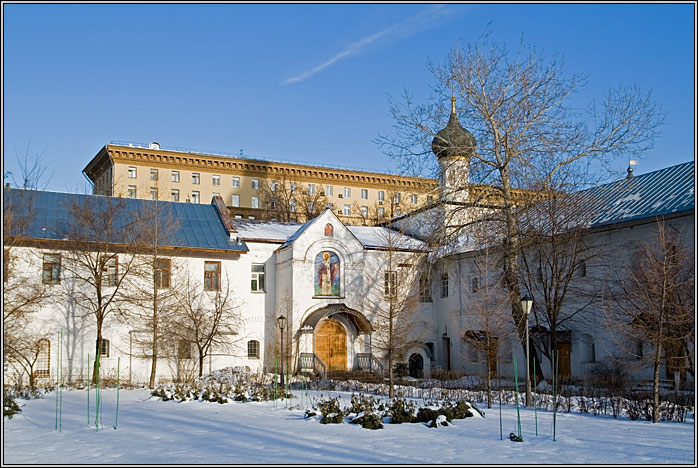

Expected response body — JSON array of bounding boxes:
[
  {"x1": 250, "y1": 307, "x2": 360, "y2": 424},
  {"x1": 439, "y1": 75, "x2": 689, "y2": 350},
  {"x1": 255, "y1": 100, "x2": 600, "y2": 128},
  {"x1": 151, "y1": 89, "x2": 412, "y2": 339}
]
[
  {"x1": 521, "y1": 295, "x2": 533, "y2": 407},
  {"x1": 277, "y1": 315, "x2": 287, "y2": 389}
]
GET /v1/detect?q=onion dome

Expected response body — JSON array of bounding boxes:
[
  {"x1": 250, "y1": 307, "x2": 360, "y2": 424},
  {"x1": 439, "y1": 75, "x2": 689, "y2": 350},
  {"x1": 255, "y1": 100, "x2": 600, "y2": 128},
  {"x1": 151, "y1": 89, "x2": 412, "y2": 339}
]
[{"x1": 431, "y1": 96, "x2": 476, "y2": 159}]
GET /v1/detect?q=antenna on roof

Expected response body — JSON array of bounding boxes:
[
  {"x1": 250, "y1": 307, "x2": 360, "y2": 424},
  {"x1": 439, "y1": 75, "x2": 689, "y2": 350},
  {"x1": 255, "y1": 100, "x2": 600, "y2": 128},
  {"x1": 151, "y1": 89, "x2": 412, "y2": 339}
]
[{"x1": 626, "y1": 159, "x2": 637, "y2": 179}]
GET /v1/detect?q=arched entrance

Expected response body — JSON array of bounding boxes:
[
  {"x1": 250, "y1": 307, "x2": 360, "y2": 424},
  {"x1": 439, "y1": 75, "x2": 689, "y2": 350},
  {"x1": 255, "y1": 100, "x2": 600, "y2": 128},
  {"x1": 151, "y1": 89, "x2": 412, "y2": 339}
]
[
  {"x1": 315, "y1": 319, "x2": 347, "y2": 371},
  {"x1": 409, "y1": 353, "x2": 424, "y2": 378}
]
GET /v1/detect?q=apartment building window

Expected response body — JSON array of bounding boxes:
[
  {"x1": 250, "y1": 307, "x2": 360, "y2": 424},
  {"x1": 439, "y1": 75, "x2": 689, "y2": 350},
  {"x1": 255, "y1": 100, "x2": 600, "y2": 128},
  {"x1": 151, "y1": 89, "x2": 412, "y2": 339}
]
[
  {"x1": 577, "y1": 260, "x2": 587, "y2": 277},
  {"x1": 251, "y1": 178, "x2": 259, "y2": 190},
  {"x1": 384, "y1": 271, "x2": 397, "y2": 299},
  {"x1": 419, "y1": 274, "x2": 432, "y2": 302},
  {"x1": 361, "y1": 189, "x2": 368, "y2": 200},
  {"x1": 411, "y1": 194, "x2": 418, "y2": 204},
  {"x1": 271, "y1": 181, "x2": 278, "y2": 192},
  {"x1": 42, "y1": 253, "x2": 61, "y2": 284},
  {"x1": 471, "y1": 276, "x2": 480, "y2": 293},
  {"x1": 98, "y1": 338, "x2": 110, "y2": 358},
  {"x1": 150, "y1": 187, "x2": 158, "y2": 200},
  {"x1": 378, "y1": 190, "x2": 385, "y2": 202},
  {"x1": 251, "y1": 264, "x2": 265, "y2": 292},
  {"x1": 326, "y1": 186, "x2": 333, "y2": 196},
  {"x1": 290, "y1": 199, "x2": 297, "y2": 212},
  {"x1": 204, "y1": 261, "x2": 221, "y2": 291},
  {"x1": 171, "y1": 170, "x2": 180, "y2": 183},
  {"x1": 128, "y1": 166, "x2": 137, "y2": 178},
  {"x1": 103, "y1": 256, "x2": 118, "y2": 286},
  {"x1": 326, "y1": 202, "x2": 334, "y2": 210},
  {"x1": 192, "y1": 173, "x2": 200, "y2": 185},
  {"x1": 150, "y1": 168, "x2": 158, "y2": 180},
  {"x1": 290, "y1": 182, "x2": 297, "y2": 193},
  {"x1": 251, "y1": 196, "x2": 259, "y2": 209},
  {"x1": 154, "y1": 258, "x2": 171, "y2": 289},
  {"x1": 191, "y1": 191, "x2": 200, "y2": 203},
  {"x1": 308, "y1": 201, "x2": 315, "y2": 213},
  {"x1": 247, "y1": 340, "x2": 260, "y2": 359},
  {"x1": 127, "y1": 185, "x2": 137, "y2": 199},
  {"x1": 212, "y1": 174, "x2": 220, "y2": 186},
  {"x1": 343, "y1": 204, "x2": 351, "y2": 216},
  {"x1": 171, "y1": 189, "x2": 179, "y2": 202},
  {"x1": 394, "y1": 192, "x2": 401, "y2": 204},
  {"x1": 308, "y1": 184, "x2": 315, "y2": 195},
  {"x1": 232, "y1": 176, "x2": 240, "y2": 188},
  {"x1": 232, "y1": 194, "x2": 240, "y2": 207},
  {"x1": 360, "y1": 206, "x2": 368, "y2": 218},
  {"x1": 441, "y1": 272, "x2": 449, "y2": 298},
  {"x1": 378, "y1": 207, "x2": 385, "y2": 218},
  {"x1": 248, "y1": 216, "x2": 255, "y2": 220},
  {"x1": 344, "y1": 187, "x2": 351, "y2": 198}
]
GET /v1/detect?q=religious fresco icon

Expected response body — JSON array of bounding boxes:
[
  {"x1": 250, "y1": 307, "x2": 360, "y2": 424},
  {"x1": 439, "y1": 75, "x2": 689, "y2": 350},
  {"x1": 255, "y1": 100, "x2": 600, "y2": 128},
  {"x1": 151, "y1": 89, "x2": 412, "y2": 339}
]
[
  {"x1": 324, "y1": 223, "x2": 333, "y2": 237},
  {"x1": 315, "y1": 251, "x2": 340, "y2": 296}
]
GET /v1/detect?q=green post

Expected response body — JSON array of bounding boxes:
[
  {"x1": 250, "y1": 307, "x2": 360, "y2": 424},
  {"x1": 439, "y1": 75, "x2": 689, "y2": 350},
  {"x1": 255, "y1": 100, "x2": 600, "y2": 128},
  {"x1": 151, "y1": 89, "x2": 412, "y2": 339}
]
[
  {"x1": 499, "y1": 357, "x2": 502, "y2": 440},
  {"x1": 113, "y1": 357, "x2": 120, "y2": 430},
  {"x1": 87, "y1": 353, "x2": 90, "y2": 426},
  {"x1": 514, "y1": 355, "x2": 521, "y2": 439},
  {"x1": 533, "y1": 357, "x2": 538, "y2": 437},
  {"x1": 58, "y1": 330, "x2": 62, "y2": 432},
  {"x1": 553, "y1": 350, "x2": 558, "y2": 442},
  {"x1": 55, "y1": 333, "x2": 59, "y2": 430},
  {"x1": 95, "y1": 350, "x2": 101, "y2": 431},
  {"x1": 273, "y1": 358, "x2": 277, "y2": 406}
]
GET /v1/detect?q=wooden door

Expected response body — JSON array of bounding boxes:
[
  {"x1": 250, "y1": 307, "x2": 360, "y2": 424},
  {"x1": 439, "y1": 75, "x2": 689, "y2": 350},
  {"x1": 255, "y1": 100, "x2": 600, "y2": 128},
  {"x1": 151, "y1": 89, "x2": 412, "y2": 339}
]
[
  {"x1": 558, "y1": 342, "x2": 571, "y2": 381},
  {"x1": 315, "y1": 319, "x2": 347, "y2": 371}
]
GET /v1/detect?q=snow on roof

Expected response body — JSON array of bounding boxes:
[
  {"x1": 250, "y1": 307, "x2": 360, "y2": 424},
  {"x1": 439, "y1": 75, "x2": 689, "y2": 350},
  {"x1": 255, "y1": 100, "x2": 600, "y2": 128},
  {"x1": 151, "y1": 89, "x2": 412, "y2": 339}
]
[
  {"x1": 233, "y1": 219, "x2": 304, "y2": 242},
  {"x1": 347, "y1": 225, "x2": 427, "y2": 250}
]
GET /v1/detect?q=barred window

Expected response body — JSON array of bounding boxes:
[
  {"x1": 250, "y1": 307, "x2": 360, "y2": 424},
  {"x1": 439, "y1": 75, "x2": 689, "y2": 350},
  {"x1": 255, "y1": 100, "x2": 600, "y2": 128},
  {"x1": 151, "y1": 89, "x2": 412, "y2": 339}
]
[
  {"x1": 204, "y1": 261, "x2": 221, "y2": 291},
  {"x1": 247, "y1": 340, "x2": 260, "y2": 359},
  {"x1": 251, "y1": 264, "x2": 265, "y2": 292},
  {"x1": 384, "y1": 271, "x2": 397, "y2": 299},
  {"x1": 42, "y1": 253, "x2": 61, "y2": 284},
  {"x1": 154, "y1": 258, "x2": 171, "y2": 289}
]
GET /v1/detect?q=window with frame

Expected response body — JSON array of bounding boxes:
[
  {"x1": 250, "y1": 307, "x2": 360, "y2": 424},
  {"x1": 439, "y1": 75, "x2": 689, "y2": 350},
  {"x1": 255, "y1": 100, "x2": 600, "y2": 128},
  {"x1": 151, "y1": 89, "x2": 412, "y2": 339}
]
[
  {"x1": 128, "y1": 166, "x2": 137, "y2": 178},
  {"x1": 204, "y1": 261, "x2": 221, "y2": 291},
  {"x1": 344, "y1": 187, "x2": 351, "y2": 198},
  {"x1": 360, "y1": 206, "x2": 368, "y2": 218},
  {"x1": 471, "y1": 276, "x2": 480, "y2": 293},
  {"x1": 290, "y1": 182, "x2": 297, "y2": 193},
  {"x1": 127, "y1": 185, "x2": 137, "y2": 199},
  {"x1": 247, "y1": 340, "x2": 260, "y2": 359},
  {"x1": 35, "y1": 339, "x2": 50, "y2": 378},
  {"x1": 192, "y1": 173, "x2": 200, "y2": 184},
  {"x1": 326, "y1": 202, "x2": 333, "y2": 210},
  {"x1": 103, "y1": 256, "x2": 118, "y2": 286},
  {"x1": 378, "y1": 190, "x2": 385, "y2": 201},
  {"x1": 290, "y1": 199, "x2": 297, "y2": 212},
  {"x1": 394, "y1": 192, "x2": 401, "y2": 204},
  {"x1": 271, "y1": 180, "x2": 278, "y2": 192},
  {"x1": 232, "y1": 194, "x2": 240, "y2": 207},
  {"x1": 191, "y1": 191, "x2": 200, "y2": 203},
  {"x1": 98, "y1": 338, "x2": 110, "y2": 358},
  {"x1": 384, "y1": 271, "x2": 397, "y2": 299},
  {"x1": 251, "y1": 264, "x2": 265, "y2": 292},
  {"x1": 326, "y1": 185, "x2": 333, "y2": 196},
  {"x1": 171, "y1": 189, "x2": 179, "y2": 202},
  {"x1": 150, "y1": 187, "x2": 158, "y2": 200},
  {"x1": 171, "y1": 170, "x2": 180, "y2": 183},
  {"x1": 576, "y1": 260, "x2": 587, "y2": 277},
  {"x1": 212, "y1": 174, "x2": 220, "y2": 186},
  {"x1": 154, "y1": 258, "x2": 171, "y2": 289},
  {"x1": 251, "y1": 178, "x2": 259, "y2": 190},
  {"x1": 251, "y1": 196, "x2": 259, "y2": 209},
  {"x1": 150, "y1": 168, "x2": 158, "y2": 180},
  {"x1": 308, "y1": 183, "x2": 315, "y2": 195},
  {"x1": 441, "y1": 271, "x2": 449, "y2": 298},
  {"x1": 42, "y1": 253, "x2": 61, "y2": 284},
  {"x1": 410, "y1": 194, "x2": 418, "y2": 204},
  {"x1": 378, "y1": 207, "x2": 385, "y2": 218},
  {"x1": 308, "y1": 201, "x2": 315, "y2": 213},
  {"x1": 361, "y1": 189, "x2": 368, "y2": 199},
  {"x1": 343, "y1": 204, "x2": 351, "y2": 216},
  {"x1": 419, "y1": 274, "x2": 432, "y2": 302},
  {"x1": 232, "y1": 176, "x2": 240, "y2": 188}
]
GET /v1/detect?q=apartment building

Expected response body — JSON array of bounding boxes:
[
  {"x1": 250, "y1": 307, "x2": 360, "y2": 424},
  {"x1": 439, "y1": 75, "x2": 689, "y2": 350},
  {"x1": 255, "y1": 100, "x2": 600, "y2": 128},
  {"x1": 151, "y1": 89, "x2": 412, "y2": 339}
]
[{"x1": 83, "y1": 142, "x2": 438, "y2": 224}]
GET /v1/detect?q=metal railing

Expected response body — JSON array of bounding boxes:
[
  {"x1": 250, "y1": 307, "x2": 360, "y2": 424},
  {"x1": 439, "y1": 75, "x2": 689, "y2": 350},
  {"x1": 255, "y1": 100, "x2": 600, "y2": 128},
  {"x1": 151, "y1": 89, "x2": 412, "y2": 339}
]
[
  {"x1": 356, "y1": 353, "x2": 384, "y2": 375},
  {"x1": 298, "y1": 353, "x2": 327, "y2": 379}
]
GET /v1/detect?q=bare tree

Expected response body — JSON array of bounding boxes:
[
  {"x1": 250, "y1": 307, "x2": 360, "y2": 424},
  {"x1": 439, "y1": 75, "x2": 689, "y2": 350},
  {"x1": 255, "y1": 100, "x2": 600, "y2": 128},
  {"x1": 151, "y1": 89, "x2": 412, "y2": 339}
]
[
  {"x1": 603, "y1": 221, "x2": 694, "y2": 422},
  {"x1": 59, "y1": 195, "x2": 141, "y2": 384},
  {"x1": 377, "y1": 30, "x2": 665, "y2": 403},
  {"x1": 170, "y1": 269, "x2": 242, "y2": 378},
  {"x1": 258, "y1": 174, "x2": 327, "y2": 223},
  {"x1": 365, "y1": 228, "x2": 428, "y2": 398}
]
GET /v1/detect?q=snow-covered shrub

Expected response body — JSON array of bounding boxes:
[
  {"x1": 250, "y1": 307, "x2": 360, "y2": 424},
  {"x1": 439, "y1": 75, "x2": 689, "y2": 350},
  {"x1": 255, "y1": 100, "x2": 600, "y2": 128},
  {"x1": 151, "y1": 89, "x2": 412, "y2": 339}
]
[
  {"x1": 386, "y1": 397, "x2": 417, "y2": 424},
  {"x1": 351, "y1": 411, "x2": 383, "y2": 430},
  {"x1": 3, "y1": 390, "x2": 22, "y2": 419},
  {"x1": 316, "y1": 396, "x2": 344, "y2": 424}
]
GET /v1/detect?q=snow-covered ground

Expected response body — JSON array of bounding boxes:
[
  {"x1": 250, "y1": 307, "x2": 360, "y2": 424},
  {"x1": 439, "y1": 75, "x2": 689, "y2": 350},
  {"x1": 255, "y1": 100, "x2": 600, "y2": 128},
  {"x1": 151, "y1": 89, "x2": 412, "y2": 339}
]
[{"x1": 3, "y1": 387, "x2": 694, "y2": 465}]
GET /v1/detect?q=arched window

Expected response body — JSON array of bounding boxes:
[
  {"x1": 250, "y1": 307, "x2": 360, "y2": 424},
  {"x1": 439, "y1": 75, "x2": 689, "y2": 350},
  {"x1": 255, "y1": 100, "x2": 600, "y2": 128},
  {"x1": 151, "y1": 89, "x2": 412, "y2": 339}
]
[
  {"x1": 247, "y1": 340, "x2": 260, "y2": 359},
  {"x1": 314, "y1": 251, "x2": 340, "y2": 296}
]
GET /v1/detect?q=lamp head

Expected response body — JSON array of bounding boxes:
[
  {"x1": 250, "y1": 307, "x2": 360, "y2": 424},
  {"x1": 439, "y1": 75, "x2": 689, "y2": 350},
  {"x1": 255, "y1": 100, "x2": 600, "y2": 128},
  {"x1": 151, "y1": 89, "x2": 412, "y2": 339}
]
[{"x1": 520, "y1": 295, "x2": 533, "y2": 316}]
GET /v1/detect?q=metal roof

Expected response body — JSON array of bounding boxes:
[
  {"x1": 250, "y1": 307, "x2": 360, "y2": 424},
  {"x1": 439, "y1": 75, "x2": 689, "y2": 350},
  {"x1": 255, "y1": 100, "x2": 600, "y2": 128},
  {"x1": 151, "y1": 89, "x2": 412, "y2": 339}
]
[
  {"x1": 4, "y1": 189, "x2": 248, "y2": 253},
  {"x1": 581, "y1": 161, "x2": 694, "y2": 227}
]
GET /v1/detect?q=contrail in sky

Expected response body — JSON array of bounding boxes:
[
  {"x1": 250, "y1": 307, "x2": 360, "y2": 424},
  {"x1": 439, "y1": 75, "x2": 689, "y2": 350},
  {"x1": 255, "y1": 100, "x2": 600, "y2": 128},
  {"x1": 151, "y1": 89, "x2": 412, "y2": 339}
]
[{"x1": 284, "y1": 5, "x2": 452, "y2": 84}]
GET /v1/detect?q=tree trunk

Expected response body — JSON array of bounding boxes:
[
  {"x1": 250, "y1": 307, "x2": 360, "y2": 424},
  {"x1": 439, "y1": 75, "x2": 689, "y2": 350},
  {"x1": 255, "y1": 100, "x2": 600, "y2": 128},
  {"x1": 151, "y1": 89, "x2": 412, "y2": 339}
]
[
  {"x1": 92, "y1": 316, "x2": 103, "y2": 385},
  {"x1": 653, "y1": 341, "x2": 662, "y2": 423},
  {"x1": 149, "y1": 291, "x2": 158, "y2": 389}
]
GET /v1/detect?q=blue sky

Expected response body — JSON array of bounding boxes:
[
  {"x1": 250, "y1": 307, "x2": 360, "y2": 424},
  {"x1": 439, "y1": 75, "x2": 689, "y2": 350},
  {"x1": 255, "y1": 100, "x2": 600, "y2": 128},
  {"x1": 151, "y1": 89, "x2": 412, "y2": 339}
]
[{"x1": 2, "y1": 3, "x2": 695, "y2": 192}]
